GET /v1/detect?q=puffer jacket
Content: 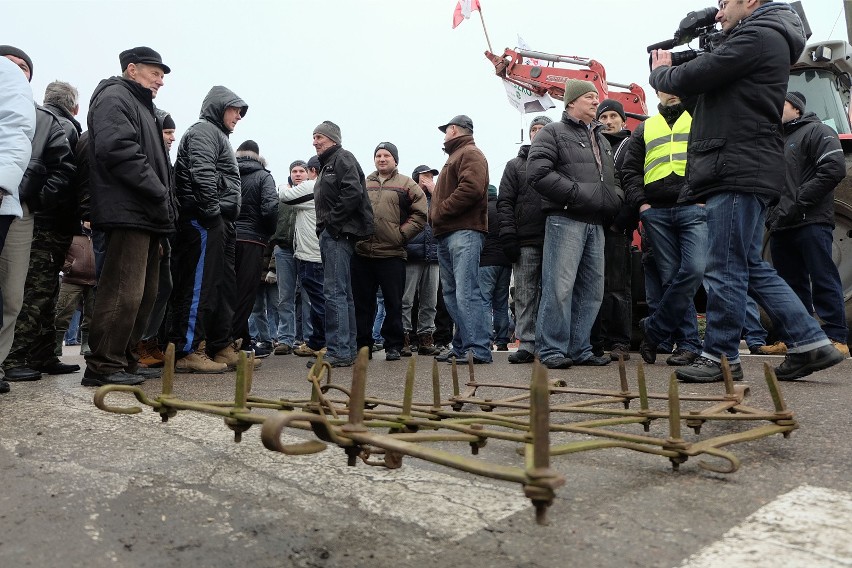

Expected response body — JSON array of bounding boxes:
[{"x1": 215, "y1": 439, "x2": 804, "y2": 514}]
[
  {"x1": 18, "y1": 105, "x2": 76, "y2": 217},
  {"x1": 480, "y1": 194, "x2": 511, "y2": 267},
  {"x1": 405, "y1": 193, "x2": 438, "y2": 262},
  {"x1": 649, "y1": 2, "x2": 807, "y2": 201},
  {"x1": 174, "y1": 85, "x2": 247, "y2": 223},
  {"x1": 767, "y1": 112, "x2": 846, "y2": 233},
  {"x1": 235, "y1": 152, "x2": 278, "y2": 243},
  {"x1": 356, "y1": 169, "x2": 427, "y2": 259},
  {"x1": 87, "y1": 77, "x2": 173, "y2": 233},
  {"x1": 527, "y1": 112, "x2": 622, "y2": 225},
  {"x1": 0, "y1": 55, "x2": 35, "y2": 218},
  {"x1": 431, "y1": 134, "x2": 489, "y2": 237},
  {"x1": 496, "y1": 144, "x2": 545, "y2": 248},
  {"x1": 314, "y1": 144, "x2": 374, "y2": 240}
]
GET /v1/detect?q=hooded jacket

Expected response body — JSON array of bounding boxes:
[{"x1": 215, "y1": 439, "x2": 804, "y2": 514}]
[
  {"x1": 86, "y1": 77, "x2": 173, "y2": 233},
  {"x1": 313, "y1": 144, "x2": 374, "y2": 240},
  {"x1": 431, "y1": 134, "x2": 489, "y2": 237},
  {"x1": 767, "y1": 112, "x2": 846, "y2": 232},
  {"x1": 527, "y1": 112, "x2": 623, "y2": 225},
  {"x1": 0, "y1": 55, "x2": 35, "y2": 218},
  {"x1": 356, "y1": 169, "x2": 427, "y2": 259},
  {"x1": 496, "y1": 144, "x2": 546, "y2": 248},
  {"x1": 649, "y1": 2, "x2": 808, "y2": 200},
  {"x1": 175, "y1": 86, "x2": 247, "y2": 223},
  {"x1": 235, "y1": 152, "x2": 278, "y2": 243}
]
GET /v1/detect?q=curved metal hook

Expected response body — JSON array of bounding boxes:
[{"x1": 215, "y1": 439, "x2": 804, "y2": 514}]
[
  {"x1": 697, "y1": 447, "x2": 740, "y2": 474},
  {"x1": 93, "y1": 385, "x2": 160, "y2": 415},
  {"x1": 260, "y1": 411, "x2": 329, "y2": 455}
]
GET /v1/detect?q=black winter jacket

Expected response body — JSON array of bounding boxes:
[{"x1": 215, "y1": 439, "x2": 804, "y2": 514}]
[
  {"x1": 621, "y1": 108, "x2": 694, "y2": 212},
  {"x1": 405, "y1": 193, "x2": 438, "y2": 262},
  {"x1": 43, "y1": 103, "x2": 81, "y2": 151},
  {"x1": 87, "y1": 77, "x2": 173, "y2": 234},
  {"x1": 38, "y1": 103, "x2": 83, "y2": 234},
  {"x1": 480, "y1": 194, "x2": 511, "y2": 267},
  {"x1": 18, "y1": 105, "x2": 75, "y2": 219},
  {"x1": 527, "y1": 112, "x2": 623, "y2": 225},
  {"x1": 496, "y1": 145, "x2": 546, "y2": 248},
  {"x1": 767, "y1": 112, "x2": 846, "y2": 232},
  {"x1": 175, "y1": 86, "x2": 246, "y2": 223},
  {"x1": 603, "y1": 129, "x2": 638, "y2": 232},
  {"x1": 314, "y1": 144, "x2": 374, "y2": 240},
  {"x1": 235, "y1": 153, "x2": 278, "y2": 244},
  {"x1": 649, "y1": 3, "x2": 807, "y2": 201}
]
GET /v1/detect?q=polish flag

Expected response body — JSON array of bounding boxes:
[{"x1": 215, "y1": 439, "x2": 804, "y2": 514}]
[{"x1": 452, "y1": 0, "x2": 481, "y2": 29}]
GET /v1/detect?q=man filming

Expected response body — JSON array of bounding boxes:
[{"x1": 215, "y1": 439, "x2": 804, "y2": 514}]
[{"x1": 649, "y1": 0, "x2": 845, "y2": 382}]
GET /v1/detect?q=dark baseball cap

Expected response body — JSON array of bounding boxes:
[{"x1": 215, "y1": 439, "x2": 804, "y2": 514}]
[
  {"x1": 119, "y1": 46, "x2": 171, "y2": 74},
  {"x1": 412, "y1": 164, "x2": 439, "y2": 182},
  {"x1": 438, "y1": 114, "x2": 474, "y2": 133}
]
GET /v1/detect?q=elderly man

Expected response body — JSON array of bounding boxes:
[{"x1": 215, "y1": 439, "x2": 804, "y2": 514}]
[
  {"x1": 651, "y1": 0, "x2": 844, "y2": 382},
  {"x1": 169, "y1": 86, "x2": 248, "y2": 373},
  {"x1": 310, "y1": 121, "x2": 374, "y2": 368},
  {"x1": 527, "y1": 80, "x2": 623, "y2": 369},
  {"x1": 432, "y1": 115, "x2": 492, "y2": 364},
  {"x1": 353, "y1": 142, "x2": 426, "y2": 360},
  {"x1": 0, "y1": 52, "x2": 36, "y2": 394},
  {"x1": 83, "y1": 47, "x2": 175, "y2": 386}
]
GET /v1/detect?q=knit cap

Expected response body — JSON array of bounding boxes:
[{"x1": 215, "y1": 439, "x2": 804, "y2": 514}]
[
  {"x1": 374, "y1": 142, "x2": 399, "y2": 164},
  {"x1": 313, "y1": 121, "x2": 342, "y2": 145},
  {"x1": 563, "y1": 79, "x2": 597, "y2": 107}
]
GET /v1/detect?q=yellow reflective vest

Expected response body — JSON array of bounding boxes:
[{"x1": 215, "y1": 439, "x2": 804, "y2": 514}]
[{"x1": 643, "y1": 111, "x2": 691, "y2": 185}]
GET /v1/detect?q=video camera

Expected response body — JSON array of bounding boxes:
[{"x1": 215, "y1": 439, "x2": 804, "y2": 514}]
[{"x1": 646, "y1": 6, "x2": 723, "y2": 66}]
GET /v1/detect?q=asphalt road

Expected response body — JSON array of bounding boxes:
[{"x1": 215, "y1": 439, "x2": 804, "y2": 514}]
[{"x1": 1, "y1": 347, "x2": 850, "y2": 568}]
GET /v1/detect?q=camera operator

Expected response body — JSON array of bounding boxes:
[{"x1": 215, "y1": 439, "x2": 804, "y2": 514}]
[{"x1": 648, "y1": 0, "x2": 844, "y2": 382}]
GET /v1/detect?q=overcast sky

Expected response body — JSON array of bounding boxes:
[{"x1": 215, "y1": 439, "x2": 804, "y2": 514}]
[{"x1": 4, "y1": 0, "x2": 846, "y2": 185}]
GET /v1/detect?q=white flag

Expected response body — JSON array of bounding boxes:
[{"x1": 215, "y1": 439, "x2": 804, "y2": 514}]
[
  {"x1": 502, "y1": 79, "x2": 556, "y2": 114},
  {"x1": 517, "y1": 35, "x2": 540, "y2": 66}
]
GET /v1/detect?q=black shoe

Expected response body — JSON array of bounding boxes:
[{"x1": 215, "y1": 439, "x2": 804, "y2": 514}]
[
  {"x1": 675, "y1": 356, "x2": 743, "y2": 383},
  {"x1": 666, "y1": 349, "x2": 699, "y2": 366},
  {"x1": 37, "y1": 361, "x2": 81, "y2": 375},
  {"x1": 81, "y1": 369, "x2": 145, "y2": 387},
  {"x1": 541, "y1": 356, "x2": 573, "y2": 369},
  {"x1": 0, "y1": 380, "x2": 9, "y2": 394},
  {"x1": 774, "y1": 344, "x2": 845, "y2": 381},
  {"x1": 305, "y1": 357, "x2": 354, "y2": 369},
  {"x1": 5, "y1": 366, "x2": 43, "y2": 382},
  {"x1": 639, "y1": 339, "x2": 657, "y2": 364},
  {"x1": 495, "y1": 343, "x2": 509, "y2": 351},
  {"x1": 445, "y1": 355, "x2": 492, "y2": 365},
  {"x1": 132, "y1": 367, "x2": 162, "y2": 378},
  {"x1": 435, "y1": 347, "x2": 459, "y2": 362},
  {"x1": 251, "y1": 343, "x2": 272, "y2": 358},
  {"x1": 371, "y1": 343, "x2": 384, "y2": 353},
  {"x1": 508, "y1": 349, "x2": 535, "y2": 364},
  {"x1": 609, "y1": 344, "x2": 631, "y2": 361},
  {"x1": 385, "y1": 348, "x2": 401, "y2": 361},
  {"x1": 575, "y1": 355, "x2": 611, "y2": 366}
]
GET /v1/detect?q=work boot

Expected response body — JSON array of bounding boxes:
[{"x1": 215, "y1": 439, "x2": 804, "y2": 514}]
[
  {"x1": 417, "y1": 332, "x2": 442, "y2": 356},
  {"x1": 136, "y1": 338, "x2": 165, "y2": 368},
  {"x1": 758, "y1": 341, "x2": 787, "y2": 355},
  {"x1": 294, "y1": 344, "x2": 325, "y2": 357},
  {"x1": 774, "y1": 344, "x2": 845, "y2": 381},
  {"x1": 213, "y1": 342, "x2": 261, "y2": 370},
  {"x1": 609, "y1": 344, "x2": 631, "y2": 362},
  {"x1": 400, "y1": 332, "x2": 412, "y2": 357},
  {"x1": 175, "y1": 343, "x2": 228, "y2": 374},
  {"x1": 666, "y1": 349, "x2": 699, "y2": 366},
  {"x1": 386, "y1": 348, "x2": 401, "y2": 361},
  {"x1": 274, "y1": 343, "x2": 293, "y2": 355},
  {"x1": 675, "y1": 356, "x2": 743, "y2": 383},
  {"x1": 831, "y1": 340, "x2": 850, "y2": 358}
]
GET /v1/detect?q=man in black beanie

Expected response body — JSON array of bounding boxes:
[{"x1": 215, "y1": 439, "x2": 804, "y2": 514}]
[
  {"x1": 0, "y1": 45, "x2": 34, "y2": 82},
  {"x1": 309, "y1": 121, "x2": 374, "y2": 368}
]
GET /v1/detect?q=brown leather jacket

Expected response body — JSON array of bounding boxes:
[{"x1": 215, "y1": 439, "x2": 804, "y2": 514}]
[{"x1": 431, "y1": 135, "x2": 489, "y2": 237}]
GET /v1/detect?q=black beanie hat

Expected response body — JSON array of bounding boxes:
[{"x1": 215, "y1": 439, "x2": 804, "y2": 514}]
[
  {"x1": 236, "y1": 140, "x2": 260, "y2": 154},
  {"x1": 596, "y1": 99, "x2": 626, "y2": 121},
  {"x1": 161, "y1": 114, "x2": 176, "y2": 130},
  {"x1": 374, "y1": 142, "x2": 399, "y2": 165},
  {"x1": 306, "y1": 156, "x2": 321, "y2": 171},
  {"x1": 289, "y1": 160, "x2": 307, "y2": 171},
  {"x1": 785, "y1": 91, "x2": 806, "y2": 115},
  {"x1": 0, "y1": 45, "x2": 33, "y2": 81}
]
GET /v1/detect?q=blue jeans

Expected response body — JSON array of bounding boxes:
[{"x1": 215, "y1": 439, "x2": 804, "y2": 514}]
[
  {"x1": 479, "y1": 265, "x2": 512, "y2": 344},
  {"x1": 513, "y1": 246, "x2": 542, "y2": 353},
  {"x1": 743, "y1": 296, "x2": 767, "y2": 348},
  {"x1": 319, "y1": 230, "x2": 356, "y2": 360},
  {"x1": 537, "y1": 217, "x2": 604, "y2": 363},
  {"x1": 372, "y1": 289, "x2": 385, "y2": 343},
  {"x1": 274, "y1": 245, "x2": 297, "y2": 346},
  {"x1": 770, "y1": 223, "x2": 848, "y2": 343},
  {"x1": 702, "y1": 192, "x2": 830, "y2": 363},
  {"x1": 436, "y1": 230, "x2": 492, "y2": 362},
  {"x1": 640, "y1": 205, "x2": 708, "y2": 354},
  {"x1": 249, "y1": 283, "x2": 279, "y2": 343}
]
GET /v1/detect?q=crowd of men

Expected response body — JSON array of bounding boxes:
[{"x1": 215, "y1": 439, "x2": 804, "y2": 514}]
[{"x1": 0, "y1": 0, "x2": 848, "y2": 394}]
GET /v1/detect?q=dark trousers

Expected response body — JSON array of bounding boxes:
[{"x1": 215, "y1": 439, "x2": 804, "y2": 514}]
[
  {"x1": 233, "y1": 240, "x2": 265, "y2": 347},
  {"x1": 297, "y1": 259, "x2": 326, "y2": 351},
  {"x1": 592, "y1": 227, "x2": 633, "y2": 351},
  {"x1": 85, "y1": 229, "x2": 160, "y2": 375},
  {"x1": 143, "y1": 237, "x2": 172, "y2": 341},
  {"x1": 168, "y1": 218, "x2": 225, "y2": 356},
  {"x1": 770, "y1": 223, "x2": 848, "y2": 343},
  {"x1": 352, "y1": 255, "x2": 406, "y2": 350},
  {"x1": 207, "y1": 222, "x2": 237, "y2": 354}
]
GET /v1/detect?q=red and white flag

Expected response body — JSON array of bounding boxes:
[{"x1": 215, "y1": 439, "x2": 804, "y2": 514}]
[{"x1": 452, "y1": 0, "x2": 481, "y2": 29}]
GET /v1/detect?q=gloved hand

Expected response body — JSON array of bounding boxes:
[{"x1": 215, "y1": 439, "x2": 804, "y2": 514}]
[
  {"x1": 264, "y1": 271, "x2": 277, "y2": 284},
  {"x1": 500, "y1": 234, "x2": 521, "y2": 263}
]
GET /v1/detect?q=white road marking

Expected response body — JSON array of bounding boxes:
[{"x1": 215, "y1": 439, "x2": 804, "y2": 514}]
[{"x1": 679, "y1": 485, "x2": 852, "y2": 568}]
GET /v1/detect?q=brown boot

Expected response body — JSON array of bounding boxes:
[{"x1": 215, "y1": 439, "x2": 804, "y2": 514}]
[
  {"x1": 213, "y1": 341, "x2": 262, "y2": 370},
  {"x1": 417, "y1": 332, "x2": 441, "y2": 356},
  {"x1": 175, "y1": 342, "x2": 228, "y2": 374},
  {"x1": 137, "y1": 338, "x2": 165, "y2": 368},
  {"x1": 400, "y1": 332, "x2": 413, "y2": 357}
]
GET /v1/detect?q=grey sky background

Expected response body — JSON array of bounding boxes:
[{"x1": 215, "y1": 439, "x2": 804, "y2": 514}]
[{"x1": 3, "y1": 0, "x2": 845, "y2": 184}]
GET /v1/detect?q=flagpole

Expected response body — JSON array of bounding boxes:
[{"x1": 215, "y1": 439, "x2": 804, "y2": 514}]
[{"x1": 477, "y1": 6, "x2": 494, "y2": 53}]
